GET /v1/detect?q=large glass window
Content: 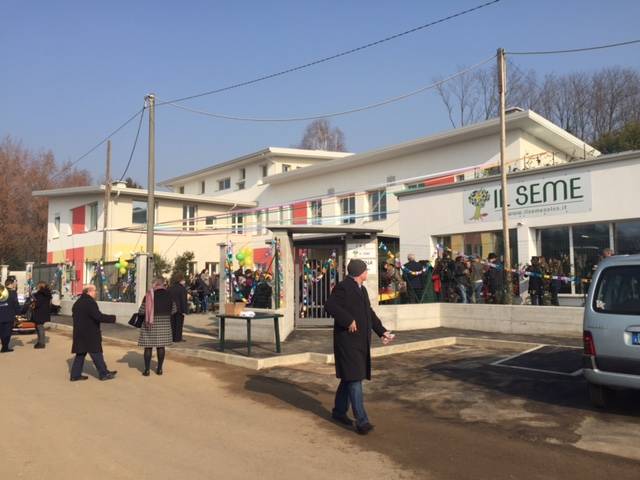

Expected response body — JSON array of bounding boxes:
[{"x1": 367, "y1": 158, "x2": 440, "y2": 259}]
[
  {"x1": 615, "y1": 220, "x2": 640, "y2": 255},
  {"x1": 310, "y1": 200, "x2": 322, "y2": 225},
  {"x1": 573, "y1": 223, "x2": 610, "y2": 294},
  {"x1": 255, "y1": 210, "x2": 264, "y2": 235},
  {"x1": 340, "y1": 196, "x2": 356, "y2": 224},
  {"x1": 538, "y1": 227, "x2": 572, "y2": 294},
  {"x1": 182, "y1": 205, "x2": 197, "y2": 231},
  {"x1": 53, "y1": 214, "x2": 61, "y2": 238},
  {"x1": 442, "y1": 229, "x2": 517, "y2": 267},
  {"x1": 218, "y1": 178, "x2": 230, "y2": 191},
  {"x1": 132, "y1": 201, "x2": 147, "y2": 224},
  {"x1": 368, "y1": 190, "x2": 387, "y2": 221},
  {"x1": 232, "y1": 213, "x2": 244, "y2": 234},
  {"x1": 87, "y1": 203, "x2": 98, "y2": 231}
]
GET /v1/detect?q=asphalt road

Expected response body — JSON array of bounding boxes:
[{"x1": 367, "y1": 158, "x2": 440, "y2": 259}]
[{"x1": 2, "y1": 331, "x2": 639, "y2": 479}]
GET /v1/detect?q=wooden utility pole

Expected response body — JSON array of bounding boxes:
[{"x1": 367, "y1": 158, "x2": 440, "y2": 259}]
[
  {"x1": 146, "y1": 94, "x2": 156, "y2": 288},
  {"x1": 498, "y1": 48, "x2": 512, "y2": 303},
  {"x1": 101, "y1": 140, "x2": 112, "y2": 262}
]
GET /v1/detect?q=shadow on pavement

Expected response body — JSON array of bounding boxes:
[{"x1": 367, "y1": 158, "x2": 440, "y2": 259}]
[
  {"x1": 65, "y1": 356, "x2": 100, "y2": 379},
  {"x1": 427, "y1": 354, "x2": 640, "y2": 416},
  {"x1": 244, "y1": 376, "x2": 348, "y2": 428},
  {"x1": 117, "y1": 350, "x2": 147, "y2": 373}
]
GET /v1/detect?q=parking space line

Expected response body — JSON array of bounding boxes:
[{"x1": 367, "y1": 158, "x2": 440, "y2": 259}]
[
  {"x1": 490, "y1": 345, "x2": 583, "y2": 377},
  {"x1": 491, "y1": 362, "x2": 583, "y2": 377}
]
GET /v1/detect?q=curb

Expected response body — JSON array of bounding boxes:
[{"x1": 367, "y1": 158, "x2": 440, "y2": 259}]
[{"x1": 49, "y1": 322, "x2": 569, "y2": 372}]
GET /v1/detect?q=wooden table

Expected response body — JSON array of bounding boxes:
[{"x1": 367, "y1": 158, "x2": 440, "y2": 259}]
[{"x1": 216, "y1": 313, "x2": 283, "y2": 356}]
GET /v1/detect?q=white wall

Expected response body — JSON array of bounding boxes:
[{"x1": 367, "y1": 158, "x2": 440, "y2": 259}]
[{"x1": 398, "y1": 155, "x2": 640, "y2": 264}]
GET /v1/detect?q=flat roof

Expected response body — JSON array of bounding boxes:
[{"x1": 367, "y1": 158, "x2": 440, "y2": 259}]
[
  {"x1": 32, "y1": 185, "x2": 257, "y2": 208},
  {"x1": 267, "y1": 225, "x2": 383, "y2": 235},
  {"x1": 264, "y1": 110, "x2": 599, "y2": 186},
  {"x1": 159, "y1": 147, "x2": 352, "y2": 186},
  {"x1": 394, "y1": 149, "x2": 640, "y2": 199}
]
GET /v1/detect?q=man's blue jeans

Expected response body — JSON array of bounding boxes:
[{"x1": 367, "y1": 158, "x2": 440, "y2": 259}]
[
  {"x1": 333, "y1": 379, "x2": 369, "y2": 427},
  {"x1": 70, "y1": 352, "x2": 108, "y2": 378}
]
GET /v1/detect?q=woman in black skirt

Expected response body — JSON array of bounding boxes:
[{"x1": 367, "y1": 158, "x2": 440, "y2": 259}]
[{"x1": 138, "y1": 278, "x2": 176, "y2": 376}]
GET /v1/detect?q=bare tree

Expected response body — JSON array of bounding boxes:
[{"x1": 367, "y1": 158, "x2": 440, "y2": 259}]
[
  {"x1": 0, "y1": 136, "x2": 91, "y2": 268},
  {"x1": 298, "y1": 119, "x2": 347, "y2": 151},
  {"x1": 434, "y1": 63, "x2": 640, "y2": 143}
]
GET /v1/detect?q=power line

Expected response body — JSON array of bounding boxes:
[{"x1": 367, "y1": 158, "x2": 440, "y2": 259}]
[
  {"x1": 118, "y1": 105, "x2": 146, "y2": 182},
  {"x1": 162, "y1": 55, "x2": 496, "y2": 123},
  {"x1": 51, "y1": 107, "x2": 145, "y2": 181},
  {"x1": 507, "y1": 38, "x2": 640, "y2": 56},
  {"x1": 157, "y1": 0, "x2": 502, "y2": 106}
]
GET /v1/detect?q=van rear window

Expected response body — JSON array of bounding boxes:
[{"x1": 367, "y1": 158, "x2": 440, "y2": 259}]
[{"x1": 594, "y1": 266, "x2": 640, "y2": 315}]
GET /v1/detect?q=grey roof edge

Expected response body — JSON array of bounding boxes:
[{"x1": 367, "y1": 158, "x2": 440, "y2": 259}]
[
  {"x1": 158, "y1": 147, "x2": 352, "y2": 187},
  {"x1": 264, "y1": 110, "x2": 597, "y2": 186},
  {"x1": 32, "y1": 185, "x2": 257, "y2": 208},
  {"x1": 394, "y1": 149, "x2": 640, "y2": 199}
]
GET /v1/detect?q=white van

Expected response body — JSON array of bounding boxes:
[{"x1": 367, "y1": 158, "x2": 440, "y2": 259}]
[{"x1": 583, "y1": 254, "x2": 640, "y2": 407}]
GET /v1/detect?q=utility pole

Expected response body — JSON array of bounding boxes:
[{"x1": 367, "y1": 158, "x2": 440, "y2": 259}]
[
  {"x1": 498, "y1": 48, "x2": 512, "y2": 303},
  {"x1": 146, "y1": 94, "x2": 156, "y2": 288},
  {"x1": 101, "y1": 140, "x2": 111, "y2": 262}
]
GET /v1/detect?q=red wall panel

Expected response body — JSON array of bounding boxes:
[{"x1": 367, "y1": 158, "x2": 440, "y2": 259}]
[
  {"x1": 292, "y1": 202, "x2": 308, "y2": 225},
  {"x1": 71, "y1": 206, "x2": 85, "y2": 234},
  {"x1": 424, "y1": 175, "x2": 455, "y2": 187}
]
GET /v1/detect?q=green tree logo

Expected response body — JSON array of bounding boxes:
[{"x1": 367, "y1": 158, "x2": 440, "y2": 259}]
[{"x1": 468, "y1": 189, "x2": 490, "y2": 220}]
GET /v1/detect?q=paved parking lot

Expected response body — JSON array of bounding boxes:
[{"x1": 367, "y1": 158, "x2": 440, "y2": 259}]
[
  {"x1": 6, "y1": 327, "x2": 639, "y2": 479},
  {"x1": 250, "y1": 343, "x2": 640, "y2": 471}
]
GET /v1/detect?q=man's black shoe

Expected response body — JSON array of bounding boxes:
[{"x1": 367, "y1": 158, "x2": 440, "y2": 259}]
[
  {"x1": 331, "y1": 413, "x2": 354, "y2": 426},
  {"x1": 99, "y1": 372, "x2": 116, "y2": 381},
  {"x1": 355, "y1": 423, "x2": 374, "y2": 435},
  {"x1": 70, "y1": 375, "x2": 89, "y2": 382},
  {"x1": 34, "y1": 343, "x2": 45, "y2": 349},
  {"x1": 107, "y1": 370, "x2": 118, "y2": 376},
  {"x1": 1, "y1": 348, "x2": 14, "y2": 353}
]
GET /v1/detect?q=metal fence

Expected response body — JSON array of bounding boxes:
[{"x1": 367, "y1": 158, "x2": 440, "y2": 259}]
[
  {"x1": 90, "y1": 260, "x2": 137, "y2": 303},
  {"x1": 31, "y1": 264, "x2": 62, "y2": 292}
]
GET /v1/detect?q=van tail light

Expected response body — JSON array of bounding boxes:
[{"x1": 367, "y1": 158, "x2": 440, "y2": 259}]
[{"x1": 583, "y1": 330, "x2": 596, "y2": 356}]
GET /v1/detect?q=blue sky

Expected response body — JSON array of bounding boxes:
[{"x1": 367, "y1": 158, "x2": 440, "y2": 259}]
[{"x1": 2, "y1": 0, "x2": 640, "y2": 186}]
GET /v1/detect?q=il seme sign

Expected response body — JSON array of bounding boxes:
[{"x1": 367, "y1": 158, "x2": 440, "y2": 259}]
[{"x1": 463, "y1": 172, "x2": 591, "y2": 223}]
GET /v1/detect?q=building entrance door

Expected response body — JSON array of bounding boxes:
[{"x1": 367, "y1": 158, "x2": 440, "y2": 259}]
[{"x1": 294, "y1": 245, "x2": 343, "y2": 327}]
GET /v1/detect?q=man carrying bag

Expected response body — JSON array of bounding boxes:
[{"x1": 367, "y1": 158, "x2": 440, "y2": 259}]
[{"x1": 70, "y1": 285, "x2": 118, "y2": 382}]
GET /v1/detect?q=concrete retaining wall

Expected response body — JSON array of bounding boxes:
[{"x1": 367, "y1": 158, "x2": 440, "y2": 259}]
[
  {"x1": 377, "y1": 304, "x2": 440, "y2": 331},
  {"x1": 439, "y1": 303, "x2": 583, "y2": 337},
  {"x1": 60, "y1": 299, "x2": 138, "y2": 324}
]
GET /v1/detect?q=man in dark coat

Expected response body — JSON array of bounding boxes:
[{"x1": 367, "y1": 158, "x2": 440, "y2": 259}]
[
  {"x1": 70, "y1": 285, "x2": 117, "y2": 381},
  {"x1": 403, "y1": 254, "x2": 424, "y2": 303},
  {"x1": 325, "y1": 259, "x2": 394, "y2": 435},
  {"x1": 168, "y1": 274, "x2": 188, "y2": 342},
  {"x1": 0, "y1": 277, "x2": 20, "y2": 353},
  {"x1": 484, "y1": 253, "x2": 505, "y2": 304},
  {"x1": 32, "y1": 282, "x2": 52, "y2": 349}
]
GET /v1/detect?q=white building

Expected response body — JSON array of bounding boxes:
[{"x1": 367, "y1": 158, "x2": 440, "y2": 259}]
[
  {"x1": 35, "y1": 110, "x2": 599, "y2": 312},
  {"x1": 396, "y1": 150, "x2": 640, "y2": 302}
]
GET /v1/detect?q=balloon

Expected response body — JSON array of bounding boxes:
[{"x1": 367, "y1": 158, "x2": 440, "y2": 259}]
[
  {"x1": 121, "y1": 260, "x2": 128, "y2": 268},
  {"x1": 115, "y1": 262, "x2": 121, "y2": 269},
  {"x1": 236, "y1": 252, "x2": 245, "y2": 262},
  {"x1": 119, "y1": 267, "x2": 127, "y2": 275}
]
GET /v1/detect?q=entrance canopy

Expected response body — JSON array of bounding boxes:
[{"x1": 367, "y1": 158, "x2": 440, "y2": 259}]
[{"x1": 267, "y1": 225, "x2": 383, "y2": 237}]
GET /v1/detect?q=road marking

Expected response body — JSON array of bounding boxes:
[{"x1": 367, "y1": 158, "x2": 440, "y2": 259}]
[{"x1": 490, "y1": 345, "x2": 583, "y2": 377}]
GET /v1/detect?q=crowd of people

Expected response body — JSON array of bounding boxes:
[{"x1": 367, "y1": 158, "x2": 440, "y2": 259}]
[{"x1": 380, "y1": 251, "x2": 586, "y2": 306}]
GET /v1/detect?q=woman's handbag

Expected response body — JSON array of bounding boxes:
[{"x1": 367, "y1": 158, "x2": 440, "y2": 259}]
[{"x1": 128, "y1": 312, "x2": 144, "y2": 328}]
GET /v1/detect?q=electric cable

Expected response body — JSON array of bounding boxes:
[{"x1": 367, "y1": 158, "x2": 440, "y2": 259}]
[
  {"x1": 118, "y1": 105, "x2": 146, "y2": 182},
  {"x1": 156, "y1": 0, "x2": 502, "y2": 106},
  {"x1": 162, "y1": 55, "x2": 496, "y2": 122},
  {"x1": 50, "y1": 107, "x2": 145, "y2": 181},
  {"x1": 507, "y1": 38, "x2": 640, "y2": 56}
]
